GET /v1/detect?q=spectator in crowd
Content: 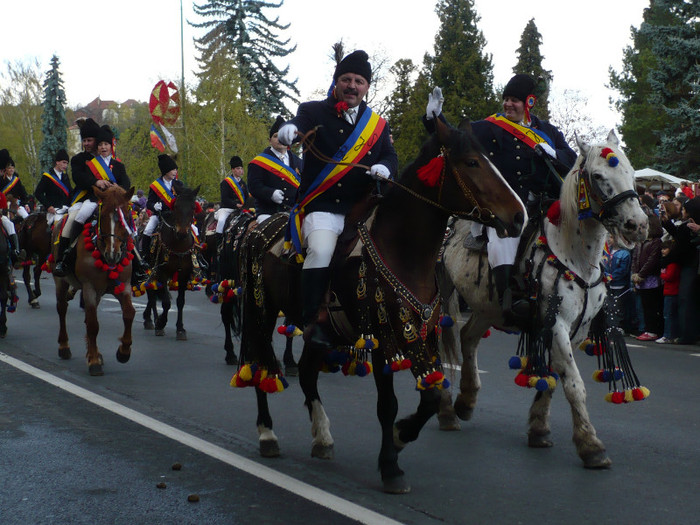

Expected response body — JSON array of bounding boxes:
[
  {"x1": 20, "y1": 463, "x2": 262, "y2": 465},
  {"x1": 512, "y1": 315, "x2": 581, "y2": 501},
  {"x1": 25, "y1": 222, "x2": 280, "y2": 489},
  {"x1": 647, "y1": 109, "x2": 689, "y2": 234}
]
[
  {"x1": 680, "y1": 180, "x2": 694, "y2": 199},
  {"x1": 656, "y1": 239, "x2": 681, "y2": 344},
  {"x1": 631, "y1": 214, "x2": 664, "y2": 341},
  {"x1": 604, "y1": 233, "x2": 635, "y2": 334}
]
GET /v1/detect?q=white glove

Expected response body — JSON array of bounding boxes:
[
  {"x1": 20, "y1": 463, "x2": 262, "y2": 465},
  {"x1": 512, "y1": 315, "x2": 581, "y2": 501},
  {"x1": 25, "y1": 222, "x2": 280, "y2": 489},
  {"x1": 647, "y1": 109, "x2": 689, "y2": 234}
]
[
  {"x1": 277, "y1": 123, "x2": 297, "y2": 146},
  {"x1": 425, "y1": 87, "x2": 444, "y2": 120},
  {"x1": 271, "y1": 189, "x2": 284, "y2": 204},
  {"x1": 367, "y1": 164, "x2": 391, "y2": 181},
  {"x1": 154, "y1": 202, "x2": 163, "y2": 211},
  {"x1": 539, "y1": 143, "x2": 557, "y2": 158}
]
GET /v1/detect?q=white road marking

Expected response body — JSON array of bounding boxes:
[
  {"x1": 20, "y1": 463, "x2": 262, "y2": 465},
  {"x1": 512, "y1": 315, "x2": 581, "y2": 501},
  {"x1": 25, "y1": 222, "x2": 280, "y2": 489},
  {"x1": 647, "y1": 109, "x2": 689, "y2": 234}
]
[
  {"x1": 691, "y1": 353, "x2": 700, "y2": 358},
  {"x1": 0, "y1": 352, "x2": 403, "y2": 525}
]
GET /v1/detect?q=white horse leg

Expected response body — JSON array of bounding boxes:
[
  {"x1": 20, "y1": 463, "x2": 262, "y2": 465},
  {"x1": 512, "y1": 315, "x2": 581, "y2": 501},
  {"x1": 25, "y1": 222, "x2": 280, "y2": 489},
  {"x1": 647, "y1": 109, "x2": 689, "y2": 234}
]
[
  {"x1": 438, "y1": 315, "x2": 461, "y2": 430},
  {"x1": 257, "y1": 424, "x2": 280, "y2": 457},
  {"x1": 550, "y1": 327, "x2": 611, "y2": 468},
  {"x1": 310, "y1": 399, "x2": 334, "y2": 459},
  {"x1": 528, "y1": 389, "x2": 554, "y2": 447}
]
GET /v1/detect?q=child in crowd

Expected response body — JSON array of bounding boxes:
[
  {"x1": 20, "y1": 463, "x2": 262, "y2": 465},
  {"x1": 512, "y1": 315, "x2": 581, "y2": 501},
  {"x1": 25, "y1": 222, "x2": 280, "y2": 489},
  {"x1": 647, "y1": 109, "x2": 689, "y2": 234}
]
[
  {"x1": 657, "y1": 240, "x2": 681, "y2": 343},
  {"x1": 604, "y1": 234, "x2": 634, "y2": 333}
]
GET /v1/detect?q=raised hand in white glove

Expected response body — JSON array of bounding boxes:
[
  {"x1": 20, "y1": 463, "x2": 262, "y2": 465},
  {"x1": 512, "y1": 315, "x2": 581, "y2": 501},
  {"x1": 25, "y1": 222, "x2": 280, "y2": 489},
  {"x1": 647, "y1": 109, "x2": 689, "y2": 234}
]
[
  {"x1": 154, "y1": 202, "x2": 163, "y2": 212},
  {"x1": 277, "y1": 123, "x2": 297, "y2": 146},
  {"x1": 367, "y1": 164, "x2": 391, "y2": 181},
  {"x1": 271, "y1": 189, "x2": 284, "y2": 204},
  {"x1": 538, "y1": 143, "x2": 557, "y2": 158},
  {"x1": 425, "y1": 87, "x2": 444, "y2": 120}
]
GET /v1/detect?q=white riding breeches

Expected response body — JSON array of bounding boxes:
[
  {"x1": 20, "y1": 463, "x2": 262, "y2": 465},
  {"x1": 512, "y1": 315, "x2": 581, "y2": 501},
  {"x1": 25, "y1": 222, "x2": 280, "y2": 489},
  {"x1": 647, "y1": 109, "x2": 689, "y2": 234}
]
[
  {"x1": 471, "y1": 222, "x2": 521, "y2": 268},
  {"x1": 215, "y1": 208, "x2": 234, "y2": 234},
  {"x1": 15, "y1": 206, "x2": 28, "y2": 219},
  {"x1": 143, "y1": 215, "x2": 160, "y2": 236},
  {"x1": 75, "y1": 200, "x2": 98, "y2": 224},
  {"x1": 256, "y1": 213, "x2": 271, "y2": 224},
  {"x1": 1, "y1": 215, "x2": 15, "y2": 235},
  {"x1": 301, "y1": 211, "x2": 345, "y2": 269}
]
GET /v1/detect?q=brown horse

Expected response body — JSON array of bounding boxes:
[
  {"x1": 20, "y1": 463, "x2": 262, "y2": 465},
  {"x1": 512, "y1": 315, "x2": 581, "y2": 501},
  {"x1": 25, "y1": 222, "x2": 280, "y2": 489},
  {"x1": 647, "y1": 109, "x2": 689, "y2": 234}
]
[
  {"x1": 0, "y1": 232, "x2": 11, "y2": 337},
  {"x1": 17, "y1": 212, "x2": 51, "y2": 308},
  {"x1": 143, "y1": 185, "x2": 201, "y2": 340},
  {"x1": 49, "y1": 186, "x2": 136, "y2": 376},
  {"x1": 238, "y1": 117, "x2": 526, "y2": 493}
]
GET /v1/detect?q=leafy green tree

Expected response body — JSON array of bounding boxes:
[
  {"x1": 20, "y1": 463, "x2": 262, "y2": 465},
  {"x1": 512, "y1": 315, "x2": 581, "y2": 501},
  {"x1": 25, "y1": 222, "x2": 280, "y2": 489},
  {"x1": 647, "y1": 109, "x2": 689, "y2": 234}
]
[
  {"x1": 38, "y1": 55, "x2": 68, "y2": 173},
  {"x1": 640, "y1": 0, "x2": 700, "y2": 179},
  {"x1": 0, "y1": 59, "x2": 43, "y2": 187},
  {"x1": 512, "y1": 18, "x2": 552, "y2": 121},
  {"x1": 426, "y1": 0, "x2": 500, "y2": 123},
  {"x1": 191, "y1": 0, "x2": 298, "y2": 118},
  {"x1": 609, "y1": 1, "x2": 675, "y2": 169}
]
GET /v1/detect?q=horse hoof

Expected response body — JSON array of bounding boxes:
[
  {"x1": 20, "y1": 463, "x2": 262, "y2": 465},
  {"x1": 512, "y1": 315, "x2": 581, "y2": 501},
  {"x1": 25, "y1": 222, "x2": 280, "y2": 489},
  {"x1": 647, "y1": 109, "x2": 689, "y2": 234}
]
[
  {"x1": 155, "y1": 329, "x2": 165, "y2": 337},
  {"x1": 260, "y1": 440, "x2": 280, "y2": 458},
  {"x1": 116, "y1": 347, "x2": 131, "y2": 364},
  {"x1": 284, "y1": 364, "x2": 298, "y2": 377},
  {"x1": 0, "y1": 328, "x2": 6, "y2": 339},
  {"x1": 176, "y1": 330, "x2": 187, "y2": 341},
  {"x1": 311, "y1": 443, "x2": 334, "y2": 460},
  {"x1": 438, "y1": 415, "x2": 461, "y2": 431},
  {"x1": 225, "y1": 353, "x2": 238, "y2": 366},
  {"x1": 143, "y1": 320, "x2": 154, "y2": 330},
  {"x1": 528, "y1": 432, "x2": 554, "y2": 448},
  {"x1": 453, "y1": 397, "x2": 475, "y2": 421},
  {"x1": 382, "y1": 476, "x2": 411, "y2": 494},
  {"x1": 582, "y1": 450, "x2": 612, "y2": 469},
  {"x1": 30, "y1": 301, "x2": 40, "y2": 309},
  {"x1": 58, "y1": 347, "x2": 71, "y2": 360},
  {"x1": 89, "y1": 363, "x2": 104, "y2": 376}
]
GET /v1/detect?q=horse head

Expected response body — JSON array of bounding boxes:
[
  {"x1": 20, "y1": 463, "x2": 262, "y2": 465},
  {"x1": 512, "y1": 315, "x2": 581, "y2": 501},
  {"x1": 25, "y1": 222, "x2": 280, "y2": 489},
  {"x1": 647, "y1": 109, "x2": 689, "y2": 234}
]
[
  {"x1": 413, "y1": 117, "x2": 526, "y2": 238},
  {"x1": 170, "y1": 184, "x2": 200, "y2": 239},
  {"x1": 564, "y1": 130, "x2": 648, "y2": 249},
  {"x1": 94, "y1": 185, "x2": 135, "y2": 266}
]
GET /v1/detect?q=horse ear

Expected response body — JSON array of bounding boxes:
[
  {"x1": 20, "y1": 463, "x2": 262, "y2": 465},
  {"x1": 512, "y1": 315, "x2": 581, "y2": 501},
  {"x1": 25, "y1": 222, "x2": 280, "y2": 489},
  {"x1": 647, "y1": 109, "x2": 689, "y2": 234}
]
[
  {"x1": 457, "y1": 118, "x2": 472, "y2": 133},
  {"x1": 435, "y1": 115, "x2": 452, "y2": 146},
  {"x1": 127, "y1": 186, "x2": 135, "y2": 201},
  {"x1": 575, "y1": 133, "x2": 591, "y2": 157},
  {"x1": 606, "y1": 129, "x2": 619, "y2": 147}
]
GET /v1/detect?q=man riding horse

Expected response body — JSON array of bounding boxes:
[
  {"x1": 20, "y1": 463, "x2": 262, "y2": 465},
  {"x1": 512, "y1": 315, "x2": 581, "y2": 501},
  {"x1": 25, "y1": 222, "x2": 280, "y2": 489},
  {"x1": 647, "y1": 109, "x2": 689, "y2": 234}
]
[
  {"x1": 34, "y1": 148, "x2": 73, "y2": 228},
  {"x1": 0, "y1": 150, "x2": 22, "y2": 264},
  {"x1": 425, "y1": 74, "x2": 577, "y2": 326},
  {"x1": 277, "y1": 49, "x2": 398, "y2": 349}
]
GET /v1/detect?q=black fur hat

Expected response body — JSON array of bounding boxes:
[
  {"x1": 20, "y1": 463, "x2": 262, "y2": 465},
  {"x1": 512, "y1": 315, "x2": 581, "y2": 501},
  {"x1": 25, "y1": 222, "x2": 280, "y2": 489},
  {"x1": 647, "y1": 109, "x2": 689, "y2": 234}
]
[
  {"x1": 503, "y1": 74, "x2": 535, "y2": 102},
  {"x1": 333, "y1": 50, "x2": 372, "y2": 84},
  {"x1": 229, "y1": 156, "x2": 243, "y2": 169},
  {"x1": 79, "y1": 118, "x2": 101, "y2": 139},
  {"x1": 97, "y1": 125, "x2": 114, "y2": 145},
  {"x1": 269, "y1": 115, "x2": 285, "y2": 138},
  {"x1": 0, "y1": 149, "x2": 9, "y2": 170},
  {"x1": 158, "y1": 154, "x2": 178, "y2": 175},
  {"x1": 54, "y1": 149, "x2": 69, "y2": 163}
]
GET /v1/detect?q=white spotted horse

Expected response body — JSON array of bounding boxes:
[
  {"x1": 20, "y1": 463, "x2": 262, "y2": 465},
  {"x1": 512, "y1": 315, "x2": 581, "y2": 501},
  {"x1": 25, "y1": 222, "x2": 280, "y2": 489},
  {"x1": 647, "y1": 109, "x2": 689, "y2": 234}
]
[
  {"x1": 49, "y1": 186, "x2": 137, "y2": 375},
  {"x1": 439, "y1": 131, "x2": 649, "y2": 468},
  {"x1": 235, "y1": 117, "x2": 526, "y2": 493}
]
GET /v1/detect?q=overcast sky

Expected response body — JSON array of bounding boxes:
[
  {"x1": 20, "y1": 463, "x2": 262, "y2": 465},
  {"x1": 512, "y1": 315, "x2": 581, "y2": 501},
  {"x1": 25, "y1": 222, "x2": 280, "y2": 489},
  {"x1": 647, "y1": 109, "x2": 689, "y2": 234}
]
[{"x1": 1, "y1": 0, "x2": 649, "y2": 130}]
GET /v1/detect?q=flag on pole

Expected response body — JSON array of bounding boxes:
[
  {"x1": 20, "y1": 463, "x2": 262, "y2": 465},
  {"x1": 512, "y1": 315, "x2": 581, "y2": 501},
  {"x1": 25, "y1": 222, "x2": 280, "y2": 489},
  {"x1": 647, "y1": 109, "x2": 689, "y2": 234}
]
[
  {"x1": 159, "y1": 123, "x2": 178, "y2": 154},
  {"x1": 150, "y1": 124, "x2": 166, "y2": 152}
]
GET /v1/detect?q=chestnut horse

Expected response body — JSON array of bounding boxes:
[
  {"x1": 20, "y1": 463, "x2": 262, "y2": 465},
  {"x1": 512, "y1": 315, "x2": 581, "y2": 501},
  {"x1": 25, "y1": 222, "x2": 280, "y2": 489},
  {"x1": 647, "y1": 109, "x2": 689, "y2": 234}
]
[
  {"x1": 17, "y1": 212, "x2": 51, "y2": 308},
  {"x1": 143, "y1": 185, "x2": 200, "y2": 340},
  {"x1": 50, "y1": 186, "x2": 136, "y2": 376},
  {"x1": 237, "y1": 117, "x2": 526, "y2": 493}
]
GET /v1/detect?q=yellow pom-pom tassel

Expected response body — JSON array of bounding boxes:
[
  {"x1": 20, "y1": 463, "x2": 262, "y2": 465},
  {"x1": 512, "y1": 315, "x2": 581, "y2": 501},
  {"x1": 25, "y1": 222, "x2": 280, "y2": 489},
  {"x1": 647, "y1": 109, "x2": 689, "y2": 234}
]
[
  {"x1": 239, "y1": 364, "x2": 253, "y2": 382},
  {"x1": 355, "y1": 337, "x2": 365, "y2": 349},
  {"x1": 604, "y1": 392, "x2": 614, "y2": 403},
  {"x1": 640, "y1": 386, "x2": 651, "y2": 398},
  {"x1": 624, "y1": 390, "x2": 634, "y2": 403},
  {"x1": 528, "y1": 376, "x2": 539, "y2": 388},
  {"x1": 545, "y1": 376, "x2": 557, "y2": 390}
]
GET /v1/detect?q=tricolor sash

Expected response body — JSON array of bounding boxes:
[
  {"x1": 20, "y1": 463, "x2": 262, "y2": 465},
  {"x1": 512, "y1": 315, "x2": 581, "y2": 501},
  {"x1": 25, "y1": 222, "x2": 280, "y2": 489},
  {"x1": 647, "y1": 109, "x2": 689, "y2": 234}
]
[
  {"x1": 86, "y1": 156, "x2": 117, "y2": 183},
  {"x1": 150, "y1": 178, "x2": 175, "y2": 209},
  {"x1": 1, "y1": 176, "x2": 19, "y2": 195},
  {"x1": 42, "y1": 171, "x2": 70, "y2": 197},
  {"x1": 485, "y1": 113, "x2": 554, "y2": 149},
  {"x1": 224, "y1": 176, "x2": 247, "y2": 206},
  {"x1": 285, "y1": 107, "x2": 387, "y2": 258},
  {"x1": 249, "y1": 153, "x2": 300, "y2": 188}
]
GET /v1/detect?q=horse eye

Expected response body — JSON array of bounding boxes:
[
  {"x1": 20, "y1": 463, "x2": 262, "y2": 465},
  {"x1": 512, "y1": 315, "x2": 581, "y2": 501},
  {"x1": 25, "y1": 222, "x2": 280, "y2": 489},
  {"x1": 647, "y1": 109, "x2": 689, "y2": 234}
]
[
  {"x1": 465, "y1": 159, "x2": 479, "y2": 168},
  {"x1": 593, "y1": 173, "x2": 603, "y2": 180}
]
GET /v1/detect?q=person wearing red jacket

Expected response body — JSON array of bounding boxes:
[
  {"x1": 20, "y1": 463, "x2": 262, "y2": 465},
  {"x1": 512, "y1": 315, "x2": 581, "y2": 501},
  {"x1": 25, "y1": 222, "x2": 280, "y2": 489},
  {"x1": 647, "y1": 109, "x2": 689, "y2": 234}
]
[{"x1": 656, "y1": 240, "x2": 681, "y2": 343}]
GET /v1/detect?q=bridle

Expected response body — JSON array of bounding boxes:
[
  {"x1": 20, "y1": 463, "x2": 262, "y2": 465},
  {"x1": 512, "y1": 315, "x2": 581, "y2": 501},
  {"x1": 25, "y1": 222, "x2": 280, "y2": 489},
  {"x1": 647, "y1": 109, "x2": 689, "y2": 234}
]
[
  {"x1": 577, "y1": 150, "x2": 638, "y2": 222},
  {"x1": 297, "y1": 128, "x2": 496, "y2": 222},
  {"x1": 95, "y1": 201, "x2": 131, "y2": 261}
]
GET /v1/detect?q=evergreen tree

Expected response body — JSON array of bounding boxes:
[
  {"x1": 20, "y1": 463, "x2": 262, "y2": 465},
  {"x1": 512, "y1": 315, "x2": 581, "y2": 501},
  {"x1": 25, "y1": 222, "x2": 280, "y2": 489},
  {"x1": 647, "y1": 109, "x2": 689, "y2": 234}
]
[
  {"x1": 426, "y1": 0, "x2": 500, "y2": 123},
  {"x1": 512, "y1": 18, "x2": 551, "y2": 121},
  {"x1": 609, "y1": 1, "x2": 673, "y2": 169},
  {"x1": 641, "y1": 0, "x2": 700, "y2": 179},
  {"x1": 191, "y1": 0, "x2": 299, "y2": 118},
  {"x1": 385, "y1": 59, "x2": 417, "y2": 144},
  {"x1": 38, "y1": 55, "x2": 68, "y2": 172}
]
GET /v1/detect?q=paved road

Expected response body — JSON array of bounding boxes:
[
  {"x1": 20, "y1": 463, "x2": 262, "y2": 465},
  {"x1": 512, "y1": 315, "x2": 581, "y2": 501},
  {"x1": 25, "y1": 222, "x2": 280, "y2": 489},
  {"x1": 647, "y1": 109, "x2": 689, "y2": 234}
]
[{"x1": 1, "y1": 274, "x2": 699, "y2": 524}]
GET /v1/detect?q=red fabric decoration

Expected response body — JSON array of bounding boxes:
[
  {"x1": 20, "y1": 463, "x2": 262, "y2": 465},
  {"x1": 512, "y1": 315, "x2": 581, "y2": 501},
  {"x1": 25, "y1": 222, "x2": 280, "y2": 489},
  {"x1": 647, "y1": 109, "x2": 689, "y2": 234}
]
[
  {"x1": 482, "y1": 329, "x2": 491, "y2": 338},
  {"x1": 546, "y1": 200, "x2": 562, "y2": 226},
  {"x1": 600, "y1": 147, "x2": 613, "y2": 159},
  {"x1": 416, "y1": 155, "x2": 444, "y2": 187},
  {"x1": 335, "y1": 101, "x2": 349, "y2": 117},
  {"x1": 514, "y1": 373, "x2": 530, "y2": 387}
]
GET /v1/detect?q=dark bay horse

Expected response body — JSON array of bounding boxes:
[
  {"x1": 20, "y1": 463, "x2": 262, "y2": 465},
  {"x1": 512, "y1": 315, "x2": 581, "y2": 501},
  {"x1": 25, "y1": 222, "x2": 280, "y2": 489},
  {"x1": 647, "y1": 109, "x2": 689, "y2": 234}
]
[
  {"x1": 50, "y1": 186, "x2": 136, "y2": 376},
  {"x1": 17, "y1": 211, "x2": 51, "y2": 308},
  {"x1": 238, "y1": 117, "x2": 526, "y2": 493},
  {"x1": 0, "y1": 234, "x2": 11, "y2": 337},
  {"x1": 143, "y1": 185, "x2": 201, "y2": 340}
]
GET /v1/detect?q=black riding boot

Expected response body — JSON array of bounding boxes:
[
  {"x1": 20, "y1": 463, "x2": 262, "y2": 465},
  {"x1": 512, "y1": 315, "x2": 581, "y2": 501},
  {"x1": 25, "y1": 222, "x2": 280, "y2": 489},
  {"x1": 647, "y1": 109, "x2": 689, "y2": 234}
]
[
  {"x1": 53, "y1": 221, "x2": 84, "y2": 277},
  {"x1": 9, "y1": 233, "x2": 24, "y2": 266},
  {"x1": 493, "y1": 264, "x2": 530, "y2": 327},
  {"x1": 140, "y1": 235, "x2": 152, "y2": 261},
  {"x1": 302, "y1": 267, "x2": 333, "y2": 350},
  {"x1": 131, "y1": 246, "x2": 150, "y2": 285}
]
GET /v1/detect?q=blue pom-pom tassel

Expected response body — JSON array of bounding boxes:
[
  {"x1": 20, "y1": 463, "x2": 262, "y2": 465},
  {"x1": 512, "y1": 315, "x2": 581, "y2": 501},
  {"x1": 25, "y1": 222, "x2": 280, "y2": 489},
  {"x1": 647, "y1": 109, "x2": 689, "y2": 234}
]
[
  {"x1": 508, "y1": 356, "x2": 523, "y2": 369},
  {"x1": 608, "y1": 157, "x2": 619, "y2": 167},
  {"x1": 439, "y1": 315, "x2": 454, "y2": 327},
  {"x1": 535, "y1": 378, "x2": 549, "y2": 392},
  {"x1": 441, "y1": 378, "x2": 451, "y2": 389}
]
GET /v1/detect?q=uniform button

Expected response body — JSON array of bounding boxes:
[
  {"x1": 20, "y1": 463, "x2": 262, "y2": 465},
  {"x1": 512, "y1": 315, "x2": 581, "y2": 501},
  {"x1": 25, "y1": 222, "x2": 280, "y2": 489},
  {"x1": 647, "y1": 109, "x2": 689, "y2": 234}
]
[
  {"x1": 367, "y1": 151, "x2": 372, "y2": 156},
  {"x1": 516, "y1": 145, "x2": 521, "y2": 149},
  {"x1": 337, "y1": 183, "x2": 342, "y2": 188},
  {"x1": 339, "y1": 129, "x2": 344, "y2": 134},
  {"x1": 492, "y1": 139, "x2": 497, "y2": 143},
  {"x1": 335, "y1": 199, "x2": 340, "y2": 203},
  {"x1": 516, "y1": 156, "x2": 521, "y2": 160},
  {"x1": 489, "y1": 152, "x2": 494, "y2": 156},
  {"x1": 516, "y1": 171, "x2": 521, "y2": 176},
  {"x1": 514, "y1": 137, "x2": 518, "y2": 141}
]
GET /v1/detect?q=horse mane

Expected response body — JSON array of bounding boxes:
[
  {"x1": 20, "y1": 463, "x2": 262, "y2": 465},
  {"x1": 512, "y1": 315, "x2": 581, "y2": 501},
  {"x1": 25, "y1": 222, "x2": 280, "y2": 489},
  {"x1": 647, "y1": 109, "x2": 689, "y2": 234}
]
[
  {"x1": 558, "y1": 154, "x2": 584, "y2": 245},
  {"x1": 98, "y1": 185, "x2": 129, "y2": 211}
]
